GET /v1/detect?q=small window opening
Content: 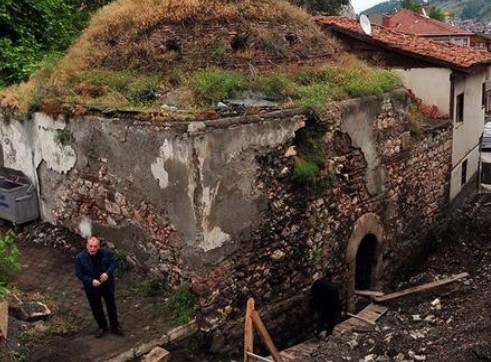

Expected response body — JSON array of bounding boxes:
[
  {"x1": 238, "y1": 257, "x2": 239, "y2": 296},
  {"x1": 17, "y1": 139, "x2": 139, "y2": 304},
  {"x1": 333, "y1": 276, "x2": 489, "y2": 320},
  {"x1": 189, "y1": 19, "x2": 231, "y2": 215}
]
[
  {"x1": 456, "y1": 93, "x2": 464, "y2": 123},
  {"x1": 461, "y1": 159, "x2": 468, "y2": 186}
]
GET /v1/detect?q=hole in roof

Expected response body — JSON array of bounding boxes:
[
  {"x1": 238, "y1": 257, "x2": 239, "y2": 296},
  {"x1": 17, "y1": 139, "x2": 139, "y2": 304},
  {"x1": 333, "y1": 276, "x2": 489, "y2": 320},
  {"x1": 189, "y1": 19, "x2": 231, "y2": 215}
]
[
  {"x1": 231, "y1": 33, "x2": 249, "y2": 51},
  {"x1": 166, "y1": 39, "x2": 181, "y2": 53}
]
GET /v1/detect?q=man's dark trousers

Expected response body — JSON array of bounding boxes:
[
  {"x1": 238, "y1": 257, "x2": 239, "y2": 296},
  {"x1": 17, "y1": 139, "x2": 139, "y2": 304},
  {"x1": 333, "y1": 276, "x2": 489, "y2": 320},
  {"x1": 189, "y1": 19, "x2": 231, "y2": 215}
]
[{"x1": 84, "y1": 283, "x2": 119, "y2": 330}]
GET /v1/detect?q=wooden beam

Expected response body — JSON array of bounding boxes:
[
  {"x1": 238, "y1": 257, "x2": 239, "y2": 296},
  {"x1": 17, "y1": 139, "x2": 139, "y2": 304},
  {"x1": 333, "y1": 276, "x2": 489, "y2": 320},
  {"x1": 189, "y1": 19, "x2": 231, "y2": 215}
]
[
  {"x1": 251, "y1": 310, "x2": 284, "y2": 362},
  {"x1": 244, "y1": 298, "x2": 255, "y2": 362},
  {"x1": 374, "y1": 272, "x2": 469, "y2": 303},
  {"x1": 355, "y1": 290, "x2": 385, "y2": 298},
  {"x1": 246, "y1": 352, "x2": 274, "y2": 362},
  {"x1": 346, "y1": 312, "x2": 376, "y2": 325}
]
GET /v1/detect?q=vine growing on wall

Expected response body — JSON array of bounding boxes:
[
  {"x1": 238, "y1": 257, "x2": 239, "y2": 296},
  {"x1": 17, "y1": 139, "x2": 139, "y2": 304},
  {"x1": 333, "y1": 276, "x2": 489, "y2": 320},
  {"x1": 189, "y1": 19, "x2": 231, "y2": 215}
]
[{"x1": 292, "y1": 110, "x2": 336, "y2": 195}]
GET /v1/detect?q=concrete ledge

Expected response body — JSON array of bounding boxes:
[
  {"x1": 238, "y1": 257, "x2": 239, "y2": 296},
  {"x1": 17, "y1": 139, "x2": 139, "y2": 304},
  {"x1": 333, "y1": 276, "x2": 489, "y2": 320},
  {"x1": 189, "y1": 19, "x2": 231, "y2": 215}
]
[{"x1": 104, "y1": 319, "x2": 198, "y2": 362}]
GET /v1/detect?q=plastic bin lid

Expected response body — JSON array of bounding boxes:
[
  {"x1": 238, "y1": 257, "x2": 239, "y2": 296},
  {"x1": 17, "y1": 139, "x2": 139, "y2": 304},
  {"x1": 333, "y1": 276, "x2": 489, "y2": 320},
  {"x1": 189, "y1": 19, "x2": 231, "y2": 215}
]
[{"x1": 0, "y1": 167, "x2": 32, "y2": 185}]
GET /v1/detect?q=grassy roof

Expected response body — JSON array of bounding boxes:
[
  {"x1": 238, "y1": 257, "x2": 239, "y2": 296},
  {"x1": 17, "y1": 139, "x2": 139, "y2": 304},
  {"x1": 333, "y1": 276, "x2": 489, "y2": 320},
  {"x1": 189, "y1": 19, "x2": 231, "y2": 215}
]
[
  {"x1": 64, "y1": 0, "x2": 339, "y2": 74},
  {"x1": 0, "y1": 0, "x2": 401, "y2": 119}
]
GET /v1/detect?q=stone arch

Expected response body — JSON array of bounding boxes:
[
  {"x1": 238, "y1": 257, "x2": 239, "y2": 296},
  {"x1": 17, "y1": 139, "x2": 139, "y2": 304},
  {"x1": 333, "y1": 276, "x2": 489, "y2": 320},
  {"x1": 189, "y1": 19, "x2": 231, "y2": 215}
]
[{"x1": 346, "y1": 213, "x2": 385, "y2": 312}]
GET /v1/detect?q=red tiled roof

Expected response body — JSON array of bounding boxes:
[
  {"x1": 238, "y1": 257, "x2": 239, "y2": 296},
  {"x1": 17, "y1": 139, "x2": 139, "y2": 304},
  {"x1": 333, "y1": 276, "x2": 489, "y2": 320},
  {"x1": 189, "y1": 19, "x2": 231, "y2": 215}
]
[
  {"x1": 315, "y1": 16, "x2": 491, "y2": 71},
  {"x1": 383, "y1": 9, "x2": 473, "y2": 37}
]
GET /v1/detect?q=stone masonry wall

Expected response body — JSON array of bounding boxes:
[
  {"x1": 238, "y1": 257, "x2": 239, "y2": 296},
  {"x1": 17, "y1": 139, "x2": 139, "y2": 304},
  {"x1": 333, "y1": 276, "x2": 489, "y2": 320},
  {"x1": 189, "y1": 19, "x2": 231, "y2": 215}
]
[
  {"x1": 194, "y1": 92, "x2": 453, "y2": 351},
  {"x1": 0, "y1": 90, "x2": 452, "y2": 352}
]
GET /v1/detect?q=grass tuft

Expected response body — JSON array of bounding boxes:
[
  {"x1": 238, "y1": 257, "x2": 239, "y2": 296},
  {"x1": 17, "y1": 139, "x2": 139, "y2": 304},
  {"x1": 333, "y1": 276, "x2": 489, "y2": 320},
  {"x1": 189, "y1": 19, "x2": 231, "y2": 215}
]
[
  {"x1": 158, "y1": 284, "x2": 195, "y2": 327},
  {"x1": 188, "y1": 68, "x2": 246, "y2": 105}
]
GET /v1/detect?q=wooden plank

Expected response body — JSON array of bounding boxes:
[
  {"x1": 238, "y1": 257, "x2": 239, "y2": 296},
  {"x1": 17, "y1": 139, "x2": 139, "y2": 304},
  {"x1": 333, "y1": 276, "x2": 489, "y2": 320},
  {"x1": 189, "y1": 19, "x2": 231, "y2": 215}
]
[
  {"x1": 246, "y1": 352, "x2": 273, "y2": 362},
  {"x1": 333, "y1": 304, "x2": 387, "y2": 336},
  {"x1": 374, "y1": 272, "x2": 469, "y2": 303},
  {"x1": 346, "y1": 312, "x2": 375, "y2": 325},
  {"x1": 355, "y1": 290, "x2": 385, "y2": 297},
  {"x1": 274, "y1": 339, "x2": 318, "y2": 361},
  {"x1": 244, "y1": 298, "x2": 254, "y2": 362},
  {"x1": 0, "y1": 300, "x2": 8, "y2": 339},
  {"x1": 251, "y1": 311, "x2": 284, "y2": 362}
]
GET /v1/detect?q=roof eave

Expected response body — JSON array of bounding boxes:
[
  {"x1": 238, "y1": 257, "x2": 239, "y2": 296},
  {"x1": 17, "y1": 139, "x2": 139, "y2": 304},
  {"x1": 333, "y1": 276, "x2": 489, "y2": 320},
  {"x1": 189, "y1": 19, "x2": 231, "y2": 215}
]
[{"x1": 323, "y1": 24, "x2": 481, "y2": 74}]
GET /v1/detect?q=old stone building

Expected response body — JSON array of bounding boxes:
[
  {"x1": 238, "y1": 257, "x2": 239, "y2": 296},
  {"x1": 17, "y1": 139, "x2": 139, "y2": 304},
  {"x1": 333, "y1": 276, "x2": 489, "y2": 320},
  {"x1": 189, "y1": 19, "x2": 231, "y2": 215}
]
[
  {"x1": 0, "y1": 0, "x2": 456, "y2": 352},
  {"x1": 0, "y1": 91, "x2": 452, "y2": 348}
]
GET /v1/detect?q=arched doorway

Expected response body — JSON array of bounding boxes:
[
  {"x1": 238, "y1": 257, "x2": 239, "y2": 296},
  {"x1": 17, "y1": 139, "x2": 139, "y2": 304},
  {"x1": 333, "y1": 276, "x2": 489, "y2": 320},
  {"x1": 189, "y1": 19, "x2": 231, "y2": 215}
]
[
  {"x1": 355, "y1": 234, "x2": 378, "y2": 290},
  {"x1": 346, "y1": 213, "x2": 385, "y2": 312}
]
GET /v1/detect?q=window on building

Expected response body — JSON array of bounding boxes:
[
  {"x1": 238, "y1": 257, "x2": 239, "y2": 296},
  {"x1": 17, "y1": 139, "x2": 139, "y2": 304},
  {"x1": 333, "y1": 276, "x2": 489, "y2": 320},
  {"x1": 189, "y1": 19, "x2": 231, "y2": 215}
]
[
  {"x1": 456, "y1": 93, "x2": 464, "y2": 123},
  {"x1": 461, "y1": 159, "x2": 468, "y2": 186},
  {"x1": 483, "y1": 82, "x2": 486, "y2": 109}
]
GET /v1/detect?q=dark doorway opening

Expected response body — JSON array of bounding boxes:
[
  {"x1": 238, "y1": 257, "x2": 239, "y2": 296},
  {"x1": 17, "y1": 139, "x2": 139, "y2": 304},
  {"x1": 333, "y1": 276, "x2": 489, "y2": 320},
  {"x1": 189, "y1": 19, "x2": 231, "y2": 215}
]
[{"x1": 355, "y1": 234, "x2": 378, "y2": 290}]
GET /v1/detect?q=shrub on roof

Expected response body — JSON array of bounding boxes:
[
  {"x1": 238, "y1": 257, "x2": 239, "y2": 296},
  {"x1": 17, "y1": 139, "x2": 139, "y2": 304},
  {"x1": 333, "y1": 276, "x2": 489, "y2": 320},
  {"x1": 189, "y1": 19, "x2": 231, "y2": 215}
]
[
  {"x1": 188, "y1": 68, "x2": 246, "y2": 106},
  {"x1": 288, "y1": 0, "x2": 350, "y2": 15}
]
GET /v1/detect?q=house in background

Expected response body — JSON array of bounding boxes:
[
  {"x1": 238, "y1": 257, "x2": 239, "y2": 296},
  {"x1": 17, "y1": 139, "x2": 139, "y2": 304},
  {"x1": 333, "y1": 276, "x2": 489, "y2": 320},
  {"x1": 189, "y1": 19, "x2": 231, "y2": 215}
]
[
  {"x1": 369, "y1": 9, "x2": 474, "y2": 48},
  {"x1": 485, "y1": 80, "x2": 491, "y2": 123},
  {"x1": 316, "y1": 16, "x2": 491, "y2": 201},
  {"x1": 470, "y1": 34, "x2": 491, "y2": 52}
]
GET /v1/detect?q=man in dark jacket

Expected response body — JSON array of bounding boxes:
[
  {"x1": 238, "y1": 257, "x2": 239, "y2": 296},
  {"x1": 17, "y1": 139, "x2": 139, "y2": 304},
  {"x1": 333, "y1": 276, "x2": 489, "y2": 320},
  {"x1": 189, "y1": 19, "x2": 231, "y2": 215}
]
[
  {"x1": 310, "y1": 270, "x2": 342, "y2": 336},
  {"x1": 75, "y1": 236, "x2": 123, "y2": 338}
]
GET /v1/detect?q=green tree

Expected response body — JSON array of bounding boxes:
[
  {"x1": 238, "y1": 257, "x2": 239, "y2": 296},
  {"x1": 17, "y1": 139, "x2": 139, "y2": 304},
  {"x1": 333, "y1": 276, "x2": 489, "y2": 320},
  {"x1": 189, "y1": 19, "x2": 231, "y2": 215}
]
[
  {"x1": 289, "y1": 0, "x2": 350, "y2": 15},
  {"x1": 429, "y1": 6, "x2": 445, "y2": 21},
  {"x1": 0, "y1": 0, "x2": 112, "y2": 87},
  {"x1": 400, "y1": 0, "x2": 445, "y2": 21},
  {"x1": 401, "y1": 0, "x2": 421, "y2": 12}
]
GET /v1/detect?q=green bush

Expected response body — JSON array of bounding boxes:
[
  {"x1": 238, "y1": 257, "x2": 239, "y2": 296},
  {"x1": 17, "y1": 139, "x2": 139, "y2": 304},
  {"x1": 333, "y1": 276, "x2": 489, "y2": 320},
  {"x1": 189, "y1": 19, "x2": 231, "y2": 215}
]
[
  {"x1": 54, "y1": 129, "x2": 74, "y2": 146},
  {"x1": 253, "y1": 74, "x2": 295, "y2": 99},
  {"x1": 288, "y1": 0, "x2": 349, "y2": 15},
  {"x1": 189, "y1": 68, "x2": 246, "y2": 105},
  {"x1": 161, "y1": 285, "x2": 195, "y2": 325},
  {"x1": 343, "y1": 67, "x2": 401, "y2": 98},
  {"x1": 113, "y1": 249, "x2": 131, "y2": 277},
  {"x1": 0, "y1": 0, "x2": 110, "y2": 87},
  {"x1": 298, "y1": 83, "x2": 344, "y2": 109},
  {"x1": 0, "y1": 230, "x2": 20, "y2": 300},
  {"x1": 138, "y1": 278, "x2": 167, "y2": 298},
  {"x1": 292, "y1": 159, "x2": 319, "y2": 185}
]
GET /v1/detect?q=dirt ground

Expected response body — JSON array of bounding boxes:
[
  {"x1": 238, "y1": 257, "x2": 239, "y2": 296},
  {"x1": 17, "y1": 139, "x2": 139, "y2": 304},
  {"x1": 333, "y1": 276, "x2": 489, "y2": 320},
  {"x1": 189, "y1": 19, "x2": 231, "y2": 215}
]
[
  {"x1": 302, "y1": 192, "x2": 491, "y2": 362},
  {"x1": 5, "y1": 223, "x2": 188, "y2": 362}
]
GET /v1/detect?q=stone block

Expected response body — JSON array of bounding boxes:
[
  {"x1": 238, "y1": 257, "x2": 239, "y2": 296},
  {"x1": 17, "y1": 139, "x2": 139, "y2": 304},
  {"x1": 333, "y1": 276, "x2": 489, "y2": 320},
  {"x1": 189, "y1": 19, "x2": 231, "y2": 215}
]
[
  {"x1": 9, "y1": 302, "x2": 51, "y2": 322},
  {"x1": 166, "y1": 319, "x2": 198, "y2": 342},
  {"x1": 141, "y1": 347, "x2": 170, "y2": 362}
]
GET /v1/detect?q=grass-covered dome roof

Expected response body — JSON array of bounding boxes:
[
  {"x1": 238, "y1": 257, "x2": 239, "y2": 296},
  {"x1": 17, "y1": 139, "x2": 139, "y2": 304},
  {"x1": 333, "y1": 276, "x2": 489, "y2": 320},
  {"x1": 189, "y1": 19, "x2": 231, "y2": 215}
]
[
  {"x1": 0, "y1": 1, "x2": 401, "y2": 119},
  {"x1": 64, "y1": 0, "x2": 339, "y2": 74}
]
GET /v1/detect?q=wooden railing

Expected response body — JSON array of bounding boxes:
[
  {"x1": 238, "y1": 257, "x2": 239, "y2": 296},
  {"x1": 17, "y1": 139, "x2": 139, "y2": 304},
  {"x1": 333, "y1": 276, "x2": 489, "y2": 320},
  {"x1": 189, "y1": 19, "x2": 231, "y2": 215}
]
[{"x1": 244, "y1": 298, "x2": 284, "y2": 362}]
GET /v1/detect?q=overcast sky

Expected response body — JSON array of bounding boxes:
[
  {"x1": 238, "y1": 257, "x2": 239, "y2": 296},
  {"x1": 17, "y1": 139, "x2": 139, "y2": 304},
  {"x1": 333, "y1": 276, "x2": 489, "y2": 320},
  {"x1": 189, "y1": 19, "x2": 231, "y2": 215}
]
[{"x1": 351, "y1": 0, "x2": 383, "y2": 13}]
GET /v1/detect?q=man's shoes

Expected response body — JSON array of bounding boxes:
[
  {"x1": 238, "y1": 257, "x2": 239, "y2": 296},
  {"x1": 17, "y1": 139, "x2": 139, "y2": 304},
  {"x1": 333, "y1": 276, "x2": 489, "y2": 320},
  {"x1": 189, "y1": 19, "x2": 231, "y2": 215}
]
[
  {"x1": 111, "y1": 325, "x2": 124, "y2": 336},
  {"x1": 95, "y1": 328, "x2": 106, "y2": 338}
]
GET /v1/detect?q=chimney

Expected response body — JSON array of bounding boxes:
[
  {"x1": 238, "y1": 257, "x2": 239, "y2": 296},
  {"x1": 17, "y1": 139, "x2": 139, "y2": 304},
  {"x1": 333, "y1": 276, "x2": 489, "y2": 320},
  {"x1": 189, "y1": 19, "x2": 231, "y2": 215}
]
[{"x1": 382, "y1": 15, "x2": 392, "y2": 27}]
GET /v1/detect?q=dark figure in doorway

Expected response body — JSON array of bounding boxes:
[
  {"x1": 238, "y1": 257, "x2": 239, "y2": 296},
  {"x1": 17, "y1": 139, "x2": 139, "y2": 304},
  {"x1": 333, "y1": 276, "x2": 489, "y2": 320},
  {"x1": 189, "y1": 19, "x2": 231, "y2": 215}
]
[
  {"x1": 310, "y1": 271, "x2": 342, "y2": 336},
  {"x1": 75, "y1": 236, "x2": 124, "y2": 338}
]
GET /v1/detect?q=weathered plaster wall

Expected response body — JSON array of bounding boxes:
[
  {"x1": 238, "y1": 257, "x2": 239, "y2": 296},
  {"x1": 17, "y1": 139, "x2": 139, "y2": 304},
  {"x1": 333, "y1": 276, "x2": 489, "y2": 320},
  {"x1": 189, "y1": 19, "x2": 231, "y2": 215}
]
[
  {"x1": 451, "y1": 70, "x2": 487, "y2": 199},
  {"x1": 0, "y1": 91, "x2": 452, "y2": 351},
  {"x1": 394, "y1": 68, "x2": 452, "y2": 114},
  {"x1": 0, "y1": 109, "x2": 306, "y2": 276}
]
